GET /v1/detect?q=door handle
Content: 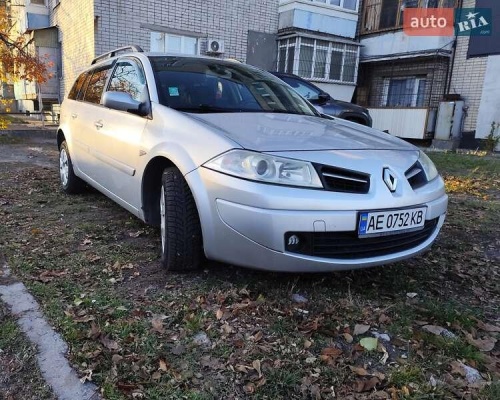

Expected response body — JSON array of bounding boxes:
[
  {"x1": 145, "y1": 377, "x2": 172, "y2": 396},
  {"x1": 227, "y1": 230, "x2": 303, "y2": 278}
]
[
  {"x1": 71, "y1": 113, "x2": 77, "y2": 119},
  {"x1": 94, "y1": 121, "x2": 103, "y2": 129}
]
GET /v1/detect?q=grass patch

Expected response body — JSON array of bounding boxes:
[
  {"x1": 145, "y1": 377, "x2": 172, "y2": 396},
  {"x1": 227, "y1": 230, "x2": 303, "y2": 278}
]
[
  {"x1": 0, "y1": 138, "x2": 498, "y2": 398},
  {"x1": 0, "y1": 303, "x2": 56, "y2": 399}
]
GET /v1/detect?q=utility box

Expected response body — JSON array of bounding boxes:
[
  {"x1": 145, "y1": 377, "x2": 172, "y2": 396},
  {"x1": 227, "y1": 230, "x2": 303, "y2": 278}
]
[
  {"x1": 432, "y1": 100, "x2": 465, "y2": 150},
  {"x1": 434, "y1": 101, "x2": 465, "y2": 140}
]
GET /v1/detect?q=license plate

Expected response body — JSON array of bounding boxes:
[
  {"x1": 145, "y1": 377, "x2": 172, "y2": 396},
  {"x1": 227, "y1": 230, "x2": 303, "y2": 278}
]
[{"x1": 358, "y1": 207, "x2": 427, "y2": 237}]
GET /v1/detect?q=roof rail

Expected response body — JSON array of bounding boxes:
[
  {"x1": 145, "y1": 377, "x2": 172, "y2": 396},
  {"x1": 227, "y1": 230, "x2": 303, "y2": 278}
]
[{"x1": 91, "y1": 45, "x2": 144, "y2": 65}]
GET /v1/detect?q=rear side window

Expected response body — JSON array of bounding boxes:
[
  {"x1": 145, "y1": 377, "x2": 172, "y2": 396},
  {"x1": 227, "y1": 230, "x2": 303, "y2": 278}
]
[
  {"x1": 68, "y1": 73, "x2": 86, "y2": 100},
  {"x1": 83, "y1": 66, "x2": 112, "y2": 104}
]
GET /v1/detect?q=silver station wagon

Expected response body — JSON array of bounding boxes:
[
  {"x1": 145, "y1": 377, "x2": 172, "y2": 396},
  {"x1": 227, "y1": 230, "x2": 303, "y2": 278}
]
[{"x1": 57, "y1": 46, "x2": 448, "y2": 272}]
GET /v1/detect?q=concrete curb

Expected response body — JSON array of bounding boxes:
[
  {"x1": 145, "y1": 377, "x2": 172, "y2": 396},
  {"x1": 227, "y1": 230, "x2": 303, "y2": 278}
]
[
  {"x1": 0, "y1": 129, "x2": 56, "y2": 139},
  {"x1": 0, "y1": 266, "x2": 101, "y2": 400}
]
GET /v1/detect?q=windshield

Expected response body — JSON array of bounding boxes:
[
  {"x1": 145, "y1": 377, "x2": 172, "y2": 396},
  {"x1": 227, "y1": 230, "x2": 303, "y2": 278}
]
[{"x1": 149, "y1": 56, "x2": 318, "y2": 116}]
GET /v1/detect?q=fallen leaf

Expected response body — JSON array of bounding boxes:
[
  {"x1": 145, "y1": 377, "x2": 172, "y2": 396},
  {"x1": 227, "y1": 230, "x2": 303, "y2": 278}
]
[
  {"x1": 305, "y1": 357, "x2": 317, "y2": 364},
  {"x1": 151, "y1": 316, "x2": 165, "y2": 334},
  {"x1": 360, "y1": 337, "x2": 378, "y2": 351},
  {"x1": 88, "y1": 322, "x2": 101, "y2": 340},
  {"x1": 450, "y1": 361, "x2": 466, "y2": 377},
  {"x1": 379, "y1": 314, "x2": 391, "y2": 324},
  {"x1": 354, "y1": 324, "x2": 371, "y2": 335},
  {"x1": 159, "y1": 359, "x2": 168, "y2": 372},
  {"x1": 465, "y1": 333, "x2": 497, "y2": 352},
  {"x1": 252, "y1": 331, "x2": 263, "y2": 342},
  {"x1": 216, "y1": 309, "x2": 223, "y2": 320},
  {"x1": 128, "y1": 230, "x2": 144, "y2": 238},
  {"x1": 112, "y1": 354, "x2": 123, "y2": 364},
  {"x1": 151, "y1": 371, "x2": 162, "y2": 380},
  {"x1": 477, "y1": 321, "x2": 500, "y2": 333},
  {"x1": 349, "y1": 366, "x2": 369, "y2": 376},
  {"x1": 304, "y1": 339, "x2": 312, "y2": 349},
  {"x1": 252, "y1": 359, "x2": 262, "y2": 378},
  {"x1": 243, "y1": 382, "x2": 255, "y2": 394},
  {"x1": 321, "y1": 347, "x2": 343, "y2": 358},
  {"x1": 343, "y1": 332, "x2": 354, "y2": 343},
  {"x1": 100, "y1": 335, "x2": 120, "y2": 351},
  {"x1": 353, "y1": 377, "x2": 380, "y2": 392},
  {"x1": 80, "y1": 369, "x2": 93, "y2": 383}
]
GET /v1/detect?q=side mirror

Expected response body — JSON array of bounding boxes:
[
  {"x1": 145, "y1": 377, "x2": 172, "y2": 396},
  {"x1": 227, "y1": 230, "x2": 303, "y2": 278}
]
[
  {"x1": 102, "y1": 91, "x2": 141, "y2": 113},
  {"x1": 318, "y1": 92, "x2": 331, "y2": 104}
]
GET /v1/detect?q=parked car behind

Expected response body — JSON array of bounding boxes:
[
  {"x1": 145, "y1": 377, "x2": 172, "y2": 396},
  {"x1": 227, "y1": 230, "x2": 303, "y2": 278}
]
[
  {"x1": 57, "y1": 46, "x2": 447, "y2": 273},
  {"x1": 270, "y1": 71, "x2": 372, "y2": 127}
]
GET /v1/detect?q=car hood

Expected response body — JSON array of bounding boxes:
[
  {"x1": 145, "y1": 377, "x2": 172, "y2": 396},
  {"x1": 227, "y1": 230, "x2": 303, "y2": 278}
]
[{"x1": 188, "y1": 112, "x2": 414, "y2": 152}]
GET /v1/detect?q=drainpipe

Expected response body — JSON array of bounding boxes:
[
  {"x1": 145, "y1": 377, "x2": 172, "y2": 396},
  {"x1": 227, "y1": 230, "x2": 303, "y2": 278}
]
[{"x1": 445, "y1": 0, "x2": 464, "y2": 95}]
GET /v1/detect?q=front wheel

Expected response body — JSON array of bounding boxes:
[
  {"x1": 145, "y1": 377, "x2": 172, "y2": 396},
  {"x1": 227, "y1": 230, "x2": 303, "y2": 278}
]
[
  {"x1": 160, "y1": 167, "x2": 203, "y2": 271},
  {"x1": 59, "y1": 141, "x2": 85, "y2": 194}
]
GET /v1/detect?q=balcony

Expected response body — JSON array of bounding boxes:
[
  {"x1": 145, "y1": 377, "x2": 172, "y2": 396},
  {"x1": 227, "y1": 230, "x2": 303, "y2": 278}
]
[
  {"x1": 279, "y1": 0, "x2": 359, "y2": 39},
  {"x1": 360, "y1": 0, "x2": 457, "y2": 36}
]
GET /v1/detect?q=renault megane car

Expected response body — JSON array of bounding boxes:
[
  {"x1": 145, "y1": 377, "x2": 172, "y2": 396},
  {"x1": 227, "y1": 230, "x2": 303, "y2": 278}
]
[{"x1": 57, "y1": 46, "x2": 447, "y2": 272}]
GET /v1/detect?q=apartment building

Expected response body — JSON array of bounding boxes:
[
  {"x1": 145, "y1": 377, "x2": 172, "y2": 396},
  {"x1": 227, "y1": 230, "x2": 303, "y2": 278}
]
[
  {"x1": 5, "y1": 0, "x2": 59, "y2": 113},
  {"x1": 8, "y1": 0, "x2": 279, "y2": 111},
  {"x1": 356, "y1": 0, "x2": 500, "y2": 146},
  {"x1": 356, "y1": 0, "x2": 456, "y2": 140},
  {"x1": 276, "y1": 0, "x2": 362, "y2": 101}
]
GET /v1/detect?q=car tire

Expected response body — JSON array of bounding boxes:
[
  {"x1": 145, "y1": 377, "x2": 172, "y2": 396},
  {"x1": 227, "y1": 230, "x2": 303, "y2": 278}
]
[
  {"x1": 160, "y1": 167, "x2": 203, "y2": 271},
  {"x1": 59, "y1": 141, "x2": 85, "y2": 194}
]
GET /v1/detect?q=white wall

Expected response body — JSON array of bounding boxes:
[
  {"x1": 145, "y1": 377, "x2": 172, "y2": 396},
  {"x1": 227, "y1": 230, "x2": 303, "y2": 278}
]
[
  {"x1": 360, "y1": 31, "x2": 454, "y2": 59},
  {"x1": 475, "y1": 55, "x2": 500, "y2": 144},
  {"x1": 313, "y1": 82, "x2": 355, "y2": 102}
]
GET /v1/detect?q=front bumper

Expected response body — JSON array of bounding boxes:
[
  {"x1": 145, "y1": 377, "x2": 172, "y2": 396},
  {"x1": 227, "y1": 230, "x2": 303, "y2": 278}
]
[{"x1": 186, "y1": 167, "x2": 448, "y2": 272}]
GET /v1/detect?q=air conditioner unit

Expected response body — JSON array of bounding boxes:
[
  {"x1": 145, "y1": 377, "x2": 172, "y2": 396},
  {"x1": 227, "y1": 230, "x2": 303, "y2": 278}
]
[{"x1": 206, "y1": 39, "x2": 224, "y2": 54}]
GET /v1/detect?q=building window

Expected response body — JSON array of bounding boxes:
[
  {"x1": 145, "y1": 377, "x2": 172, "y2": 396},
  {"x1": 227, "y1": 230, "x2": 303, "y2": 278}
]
[
  {"x1": 312, "y1": 0, "x2": 359, "y2": 11},
  {"x1": 361, "y1": 0, "x2": 456, "y2": 34},
  {"x1": 278, "y1": 37, "x2": 359, "y2": 84},
  {"x1": 384, "y1": 76, "x2": 427, "y2": 107},
  {"x1": 30, "y1": 0, "x2": 46, "y2": 5},
  {"x1": 150, "y1": 32, "x2": 199, "y2": 55}
]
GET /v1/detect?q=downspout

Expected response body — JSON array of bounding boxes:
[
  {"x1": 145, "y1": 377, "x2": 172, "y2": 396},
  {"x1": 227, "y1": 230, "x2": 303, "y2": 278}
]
[{"x1": 445, "y1": 0, "x2": 464, "y2": 94}]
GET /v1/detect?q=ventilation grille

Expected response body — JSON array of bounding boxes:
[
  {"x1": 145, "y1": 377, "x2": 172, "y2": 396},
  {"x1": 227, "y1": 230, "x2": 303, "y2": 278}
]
[
  {"x1": 405, "y1": 162, "x2": 427, "y2": 190},
  {"x1": 315, "y1": 165, "x2": 370, "y2": 194}
]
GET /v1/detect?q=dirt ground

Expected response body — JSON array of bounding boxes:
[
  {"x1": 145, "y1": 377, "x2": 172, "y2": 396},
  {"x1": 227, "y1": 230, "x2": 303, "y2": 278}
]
[{"x1": 0, "y1": 134, "x2": 499, "y2": 399}]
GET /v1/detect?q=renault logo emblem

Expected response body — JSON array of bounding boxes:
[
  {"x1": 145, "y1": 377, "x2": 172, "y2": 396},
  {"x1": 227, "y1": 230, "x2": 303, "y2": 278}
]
[{"x1": 383, "y1": 168, "x2": 398, "y2": 192}]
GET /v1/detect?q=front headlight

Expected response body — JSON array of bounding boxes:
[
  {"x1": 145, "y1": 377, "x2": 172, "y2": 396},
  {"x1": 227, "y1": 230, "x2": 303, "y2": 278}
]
[
  {"x1": 203, "y1": 149, "x2": 323, "y2": 188},
  {"x1": 419, "y1": 151, "x2": 438, "y2": 181}
]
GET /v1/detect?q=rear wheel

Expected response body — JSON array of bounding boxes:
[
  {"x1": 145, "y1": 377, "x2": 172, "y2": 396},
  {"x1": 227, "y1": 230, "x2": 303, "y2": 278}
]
[
  {"x1": 59, "y1": 141, "x2": 85, "y2": 194},
  {"x1": 160, "y1": 167, "x2": 203, "y2": 271}
]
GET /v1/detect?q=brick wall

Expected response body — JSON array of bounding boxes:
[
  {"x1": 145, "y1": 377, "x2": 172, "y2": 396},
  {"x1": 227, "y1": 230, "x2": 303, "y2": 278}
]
[
  {"x1": 50, "y1": 0, "x2": 96, "y2": 99},
  {"x1": 93, "y1": 0, "x2": 278, "y2": 59},
  {"x1": 53, "y1": 0, "x2": 278, "y2": 97},
  {"x1": 448, "y1": 0, "x2": 487, "y2": 132}
]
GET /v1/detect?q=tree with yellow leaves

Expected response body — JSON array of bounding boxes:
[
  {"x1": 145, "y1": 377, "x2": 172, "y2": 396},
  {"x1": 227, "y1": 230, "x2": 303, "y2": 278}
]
[{"x1": 1, "y1": 1, "x2": 50, "y2": 127}]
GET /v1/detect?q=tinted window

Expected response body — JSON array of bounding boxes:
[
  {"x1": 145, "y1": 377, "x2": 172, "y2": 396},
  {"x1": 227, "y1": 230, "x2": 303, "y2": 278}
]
[
  {"x1": 68, "y1": 73, "x2": 86, "y2": 100},
  {"x1": 280, "y1": 76, "x2": 321, "y2": 101},
  {"x1": 77, "y1": 73, "x2": 92, "y2": 101},
  {"x1": 149, "y1": 56, "x2": 317, "y2": 116},
  {"x1": 108, "y1": 61, "x2": 147, "y2": 101},
  {"x1": 83, "y1": 66, "x2": 112, "y2": 104}
]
